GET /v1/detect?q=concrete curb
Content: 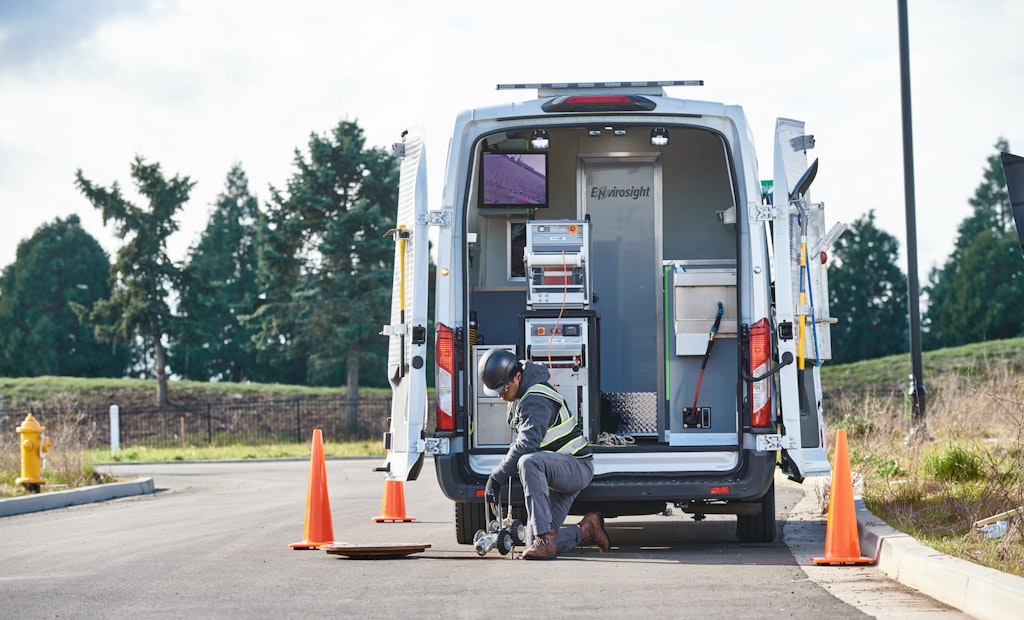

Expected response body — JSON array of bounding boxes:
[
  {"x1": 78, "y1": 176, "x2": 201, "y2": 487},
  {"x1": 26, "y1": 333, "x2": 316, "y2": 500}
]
[
  {"x1": 0, "y1": 478, "x2": 156, "y2": 518},
  {"x1": 856, "y1": 498, "x2": 1024, "y2": 619}
]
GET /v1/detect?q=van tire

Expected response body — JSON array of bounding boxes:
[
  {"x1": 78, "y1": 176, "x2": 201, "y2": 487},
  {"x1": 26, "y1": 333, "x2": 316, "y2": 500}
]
[
  {"x1": 736, "y1": 481, "x2": 776, "y2": 543},
  {"x1": 455, "y1": 501, "x2": 487, "y2": 544}
]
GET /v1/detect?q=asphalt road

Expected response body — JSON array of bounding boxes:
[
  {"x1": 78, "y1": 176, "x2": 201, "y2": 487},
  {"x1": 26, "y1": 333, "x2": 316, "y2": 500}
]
[{"x1": 0, "y1": 458, "x2": 962, "y2": 619}]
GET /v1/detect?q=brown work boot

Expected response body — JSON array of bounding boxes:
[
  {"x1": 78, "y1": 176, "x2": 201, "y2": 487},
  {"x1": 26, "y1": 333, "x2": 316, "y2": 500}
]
[
  {"x1": 577, "y1": 512, "x2": 610, "y2": 552},
  {"x1": 522, "y1": 530, "x2": 558, "y2": 560}
]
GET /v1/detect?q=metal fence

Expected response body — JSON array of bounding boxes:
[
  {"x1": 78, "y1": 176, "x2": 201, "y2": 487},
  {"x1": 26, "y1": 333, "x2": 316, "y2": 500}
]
[{"x1": 3, "y1": 396, "x2": 406, "y2": 449}]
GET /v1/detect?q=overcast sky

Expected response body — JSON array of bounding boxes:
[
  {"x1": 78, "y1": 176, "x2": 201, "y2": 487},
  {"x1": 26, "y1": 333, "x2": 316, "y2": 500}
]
[{"x1": 1, "y1": 0, "x2": 1021, "y2": 282}]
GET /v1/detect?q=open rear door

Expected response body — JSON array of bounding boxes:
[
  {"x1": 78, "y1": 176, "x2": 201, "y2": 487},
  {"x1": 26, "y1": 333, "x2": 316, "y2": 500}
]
[
  {"x1": 380, "y1": 128, "x2": 430, "y2": 481},
  {"x1": 771, "y1": 118, "x2": 830, "y2": 479}
]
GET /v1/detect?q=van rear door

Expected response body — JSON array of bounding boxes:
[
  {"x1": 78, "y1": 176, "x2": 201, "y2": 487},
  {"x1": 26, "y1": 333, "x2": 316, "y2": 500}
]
[
  {"x1": 771, "y1": 118, "x2": 831, "y2": 479},
  {"x1": 380, "y1": 128, "x2": 430, "y2": 481}
]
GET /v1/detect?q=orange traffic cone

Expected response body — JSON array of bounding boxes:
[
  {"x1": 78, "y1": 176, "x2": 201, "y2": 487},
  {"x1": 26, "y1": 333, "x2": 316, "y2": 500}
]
[
  {"x1": 373, "y1": 478, "x2": 415, "y2": 522},
  {"x1": 290, "y1": 429, "x2": 336, "y2": 549},
  {"x1": 811, "y1": 429, "x2": 875, "y2": 565}
]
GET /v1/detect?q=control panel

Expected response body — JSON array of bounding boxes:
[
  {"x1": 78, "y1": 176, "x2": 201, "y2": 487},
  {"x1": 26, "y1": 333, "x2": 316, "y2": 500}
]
[{"x1": 525, "y1": 220, "x2": 591, "y2": 310}]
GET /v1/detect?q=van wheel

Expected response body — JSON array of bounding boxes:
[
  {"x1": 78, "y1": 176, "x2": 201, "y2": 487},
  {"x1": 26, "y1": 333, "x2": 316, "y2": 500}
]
[
  {"x1": 455, "y1": 501, "x2": 487, "y2": 544},
  {"x1": 736, "y1": 481, "x2": 776, "y2": 543}
]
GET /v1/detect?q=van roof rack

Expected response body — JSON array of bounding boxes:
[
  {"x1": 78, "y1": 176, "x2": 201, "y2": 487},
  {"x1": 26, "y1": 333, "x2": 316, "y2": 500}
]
[
  {"x1": 497, "y1": 80, "x2": 703, "y2": 98},
  {"x1": 496, "y1": 81, "x2": 703, "y2": 90}
]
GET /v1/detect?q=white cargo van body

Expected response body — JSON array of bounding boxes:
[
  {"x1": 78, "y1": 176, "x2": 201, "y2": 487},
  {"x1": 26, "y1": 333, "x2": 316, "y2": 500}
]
[{"x1": 382, "y1": 82, "x2": 836, "y2": 544}]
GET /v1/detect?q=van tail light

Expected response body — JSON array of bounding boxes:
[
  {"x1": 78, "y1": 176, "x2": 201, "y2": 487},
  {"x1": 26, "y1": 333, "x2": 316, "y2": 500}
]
[
  {"x1": 749, "y1": 318, "x2": 773, "y2": 428},
  {"x1": 435, "y1": 323, "x2": 455, "y2": 431}
]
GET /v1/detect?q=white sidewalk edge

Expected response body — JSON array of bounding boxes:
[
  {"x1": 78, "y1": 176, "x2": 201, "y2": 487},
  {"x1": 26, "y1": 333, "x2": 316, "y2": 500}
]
[{"x1": 0, "y1": 478, "x2": 155, "y2": 517}]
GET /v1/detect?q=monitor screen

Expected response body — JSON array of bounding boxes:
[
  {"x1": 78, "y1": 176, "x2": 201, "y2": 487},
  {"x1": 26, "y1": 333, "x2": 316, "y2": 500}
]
[{"x1": 480, "y1": 152, "x2": 548, "y2": 208}]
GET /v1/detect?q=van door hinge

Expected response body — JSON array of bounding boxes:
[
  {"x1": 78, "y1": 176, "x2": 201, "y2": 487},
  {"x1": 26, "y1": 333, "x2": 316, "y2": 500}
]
[
  {"x1": 411, "y1": 326, "x2": 426, "y2": 345},
  {"x1": 418, "y1": 209, "x2": 452, "y2": 227},
  {"x1": 752, "y1": 203, "x2": 783, "y2": 221},
  {"x1": 421, "y1": 437, "x2": 450, "y2": 455},
  {"x1": 790, "y1": 134, "x2": 815, "y2": 152},
  {"x1": 380, "y1": 323, "x2": 408, "y2": 337},
  {"x1": 755, "y1": 434, "x2": 783, "y2": 451}
]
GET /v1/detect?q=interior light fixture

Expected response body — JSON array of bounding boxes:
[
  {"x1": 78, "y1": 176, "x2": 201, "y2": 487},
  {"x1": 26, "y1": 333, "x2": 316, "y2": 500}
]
[
  {"x1": 530, "y1": 129, "x2": 550, "y2": 151},
  {"x1": 650, "y1": 127, "x2": 669, "y2": 147},
  {"x1": 613, "y1": 128, "x2": 627, "y2": 137},
  {"x1": 587, "y1": 129, "x2": 602, "y2": 137}
]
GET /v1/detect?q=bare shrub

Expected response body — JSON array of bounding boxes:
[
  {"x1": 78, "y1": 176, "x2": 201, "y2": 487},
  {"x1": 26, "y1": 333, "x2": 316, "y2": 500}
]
[
  {"x1": 41, "y1": 391, "x2": 104, "y2": 488},
  {"x1": 0, "y1": 391, "x2": 103, "y2": 495},
  {"x1": 0, "y1": 420, "x2": 20, "y2": 495}
]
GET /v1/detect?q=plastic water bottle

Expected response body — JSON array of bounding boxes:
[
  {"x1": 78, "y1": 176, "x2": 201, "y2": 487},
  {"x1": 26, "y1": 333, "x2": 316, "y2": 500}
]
[{"x1": 980, "y1": 520, "x2": 1008, "y2": 540}]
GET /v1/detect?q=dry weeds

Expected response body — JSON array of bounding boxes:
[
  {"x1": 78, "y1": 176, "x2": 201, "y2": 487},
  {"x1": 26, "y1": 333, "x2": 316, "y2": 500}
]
[
  {"x1": 0, "y1": 391, "x2": 110, "y2": 497},
  {"x1": 828, "y1": 362, "x2": 1024, "y2": 578}
]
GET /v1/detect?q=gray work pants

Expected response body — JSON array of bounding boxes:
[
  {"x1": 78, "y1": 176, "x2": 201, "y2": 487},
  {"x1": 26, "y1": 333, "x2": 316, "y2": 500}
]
[{"x1": 518, "y1": 451, "x2": 594, "y2": 554}]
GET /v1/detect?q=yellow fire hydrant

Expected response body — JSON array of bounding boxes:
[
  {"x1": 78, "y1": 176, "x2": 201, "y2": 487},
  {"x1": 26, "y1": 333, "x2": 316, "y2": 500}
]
[{"x1": 16, "y1": 413, "x2": 52, "y2": 493}]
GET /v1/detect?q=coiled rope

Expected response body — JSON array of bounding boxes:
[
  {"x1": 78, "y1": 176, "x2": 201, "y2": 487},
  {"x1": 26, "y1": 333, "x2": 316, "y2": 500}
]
[{"x1": 595, "y1": 432, "x2": 636, "y2": 447}]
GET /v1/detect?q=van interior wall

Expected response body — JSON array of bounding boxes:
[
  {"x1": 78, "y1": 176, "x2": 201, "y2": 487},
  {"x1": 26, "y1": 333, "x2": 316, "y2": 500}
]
[{"x1": 659, "y1": 128, "x2": 735, "y2": 262}]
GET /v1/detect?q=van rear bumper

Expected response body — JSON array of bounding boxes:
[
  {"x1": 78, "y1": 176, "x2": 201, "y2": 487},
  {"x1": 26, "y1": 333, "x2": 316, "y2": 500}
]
[{"x1": 432, "y1": 450, "x2": 778, "y2": 516}]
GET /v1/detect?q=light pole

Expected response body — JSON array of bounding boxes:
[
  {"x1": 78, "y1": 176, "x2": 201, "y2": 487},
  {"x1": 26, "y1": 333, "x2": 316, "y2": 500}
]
[{"x1": 898, "y1": 0, "x2": 928, "y2": 443}]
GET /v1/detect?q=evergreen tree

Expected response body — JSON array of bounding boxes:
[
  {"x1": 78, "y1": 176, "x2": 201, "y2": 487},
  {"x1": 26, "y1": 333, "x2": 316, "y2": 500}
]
[
  {"x1": 74, "y1": 156, "x2": 193, "y2": 405},
  {"x1": 926, "y1": 139, "x2": 1024, "y2": 347},
  {"x1": 249, "y1": 120, "x2": 398, "y2": 423},
  {"x1": 0, "y1": 215, "x2": 129, "y2": 377},
  {"x1": 827, "y1": 210, "x2": 909, "y2": 363},
  {"x1": 170, "y1": 164, "x2": 282, "y2": 382}
]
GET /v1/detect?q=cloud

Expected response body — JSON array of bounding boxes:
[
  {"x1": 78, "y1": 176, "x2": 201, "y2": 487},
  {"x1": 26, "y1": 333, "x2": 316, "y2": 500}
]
[{"x1": 0, "y1": 0, "x2": 143, "y2": 70}]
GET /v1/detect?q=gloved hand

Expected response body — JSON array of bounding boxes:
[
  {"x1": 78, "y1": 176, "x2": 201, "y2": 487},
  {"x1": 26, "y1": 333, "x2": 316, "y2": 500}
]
[{"x1": 485, "y1": 474, "x2": 500, "y2": 505}]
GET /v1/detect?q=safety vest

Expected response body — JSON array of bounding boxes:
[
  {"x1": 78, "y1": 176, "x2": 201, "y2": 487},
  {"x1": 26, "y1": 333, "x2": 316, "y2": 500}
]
[{"x1": 515, "y1": 383, "x2": 591, "y2": 457}]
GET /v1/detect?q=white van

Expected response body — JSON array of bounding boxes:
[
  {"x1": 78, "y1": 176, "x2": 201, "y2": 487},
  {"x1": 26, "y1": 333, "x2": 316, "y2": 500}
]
[{"x1": 381, "y1": 81, "x2": 840, "y2": 544}]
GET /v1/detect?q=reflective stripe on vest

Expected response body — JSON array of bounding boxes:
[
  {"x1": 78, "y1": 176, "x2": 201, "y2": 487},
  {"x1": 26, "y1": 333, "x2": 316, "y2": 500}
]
[{"x1": 518, "y1": 383, "x2": 590, "y2": 456}]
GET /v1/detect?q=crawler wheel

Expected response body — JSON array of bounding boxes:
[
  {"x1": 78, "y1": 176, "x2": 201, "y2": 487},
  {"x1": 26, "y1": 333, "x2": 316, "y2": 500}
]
[
  {"x1": 496, "y1": 529, "x2": 514, "y2": 555},
  {"x1": 508, "y1": 519, "x2": 526, "y2": 546}
]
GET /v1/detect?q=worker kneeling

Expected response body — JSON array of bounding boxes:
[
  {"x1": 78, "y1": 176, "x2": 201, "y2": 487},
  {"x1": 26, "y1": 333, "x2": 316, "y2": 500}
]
[{"x1": 479, "y1": 349, "x2": 610, "y2": 560}]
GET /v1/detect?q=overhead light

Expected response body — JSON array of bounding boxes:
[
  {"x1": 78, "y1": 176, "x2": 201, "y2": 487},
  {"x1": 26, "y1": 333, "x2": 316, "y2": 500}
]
[
  {"x1": 650, "y1": 127, "x2": 669, "y2": 147},
  {"x1": 530, "y1": 129, "x2": 550, "y2": 151},
  {"x1": 587, "y1": 129, "x2": 602, "y2": 137},
  {"x1": 613, "y1": 128, "x2": 627, "y2": 137}
]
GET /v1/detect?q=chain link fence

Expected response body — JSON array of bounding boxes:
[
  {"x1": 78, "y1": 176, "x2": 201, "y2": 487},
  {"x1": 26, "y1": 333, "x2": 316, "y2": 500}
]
[{"x1": 2, "y1": 396, "x2": 406, "y2": 449}]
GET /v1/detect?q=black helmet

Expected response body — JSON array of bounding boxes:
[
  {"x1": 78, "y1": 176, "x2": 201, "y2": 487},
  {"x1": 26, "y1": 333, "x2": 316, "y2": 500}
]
[{"x1": 479, "y1": 348, "x2": 520, "y2": 397}]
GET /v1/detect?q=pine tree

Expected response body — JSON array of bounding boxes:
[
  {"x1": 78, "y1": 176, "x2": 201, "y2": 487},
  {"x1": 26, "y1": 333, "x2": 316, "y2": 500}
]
[
  {"x1": 171, "y1": 164, "x2": 278, "y2": 382},
  {"x1": 926, "y1": 139, "x2": 1024, "y2": 347},
  {"x1": 74, "y1": 156, "x2": 192, "y2": 405},
  {"x1": 0, "y1": 215, "x2": 129, "y2": 377},
  {"x1": 249, "y1": 120, "x2": 398, "y2": 423},
  {"x1": 828, "y1": 211, "x2": 909, "y2": 363}
]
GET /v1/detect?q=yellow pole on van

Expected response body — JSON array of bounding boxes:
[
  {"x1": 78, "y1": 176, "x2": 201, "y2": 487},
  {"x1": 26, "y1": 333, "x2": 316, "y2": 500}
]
[{"x1": 796, "y1": 235, "x2": 807, "y2": 370}]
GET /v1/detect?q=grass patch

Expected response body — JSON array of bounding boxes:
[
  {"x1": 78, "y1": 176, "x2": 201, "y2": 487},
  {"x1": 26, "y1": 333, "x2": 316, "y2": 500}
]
[
  {"x1": 925, "y1": 444, "x2": 985, "y2": 482},
  {"x1": 821, "y1": 337, "x2": 1024, "y2": 393},
  {"x1": 0, "y1": 375, "x2": 398, "y2": 407}
]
